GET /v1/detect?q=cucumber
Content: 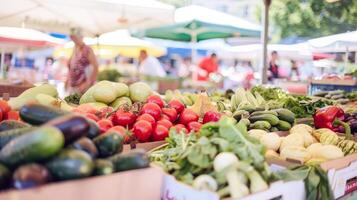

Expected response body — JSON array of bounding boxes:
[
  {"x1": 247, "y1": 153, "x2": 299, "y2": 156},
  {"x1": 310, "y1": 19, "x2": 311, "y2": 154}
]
[
  {"x1": 232, "y1": 110, "x2": 249, "y2": 121},
  {"x1": 238, "y1": 118, "x2": 250, "y2": 127},
  {"x1": 86, "y1": 119, "x2": 100, "y2": 139},
  {"x1": 94, "y1": 159, "x2": 113, "y2": 176},
  {"x1": 46, "y1": 149, "x2": 93, "y2": 180},
  {"x1": 250, "y1": 110, "x2": 278, "y2": 117},
  {"x1": 0, "y1": 127, "x2": 36, "y2": 149},
  {"x1": 276, "y1": 120, "x2": 292, "y2": 131},
  {"x1": 20, "y1": 104, "x2": 69, "y2": 125},
  {"x1": 13, "y1": 163, "x2": 51, "y2": 189},
  {"x1": 45, "y1": 115, "x2": 90, "y2": 144},
  {"x1": 249, "y1": 114, "x2": 279, "y2": 126},
  {"x1": 0, "y1": 120, "x2": 30, "y2": 132},
  {"x1": 69, "y1": 137, "x2": 98, "y2": 159},
  {"x1": 250, "y1": 121, "x2": 271, "y2": 130},
  {"x1": 273, "y1": 109, "x2": 295, "y2": 124},
  {"x1": 109, "y1": 149, "x2": 149, "y2": 172},
  {"x1": 0, "y1": 163, "x2": 10, "y2": 189},
  {"x1": 93, "y1": 132, "x2": 124, "y2": 158},
  {"x1": 0, "y1": 126, "x2": 64, "y2": 167},
  {"x1": 270, "y1": 127, "x2": 279, "y2": 132}
]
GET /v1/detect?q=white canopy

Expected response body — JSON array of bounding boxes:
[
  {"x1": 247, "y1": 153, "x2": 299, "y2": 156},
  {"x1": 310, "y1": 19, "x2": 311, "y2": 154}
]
[
  {"x1": 0, "y1": 0, "x2": 174, "y2": 36},
  {"x1": 174, "y1": 5, "x2": 261, "y2": 33},
  {"x1": 308, "y1": 30, "x2": 357, "y2": 52}
]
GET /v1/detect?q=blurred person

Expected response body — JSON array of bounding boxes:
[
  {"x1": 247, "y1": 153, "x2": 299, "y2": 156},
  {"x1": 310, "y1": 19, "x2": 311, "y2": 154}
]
[
  {"x1": 290, "y1": 60, "x2": 300, "y2": 81},
  {"x1": 197, "y1": 53, "x2": 219, "y2": 81},
  {"x1": 43, "y1": 57, "x2": 54, "y2": 81},
  {"x1": 178, "y1": 57, "x2": 192, "y2": 78},
  {"x1": 66, "y1": 27, "x2": 98, "y2": 94},
  {"x1": 268, "y1": 51, "x2": 280, "y2": 81},
  {"x1": 138, "y1": 49, "x2": 166, "y2": 77}
]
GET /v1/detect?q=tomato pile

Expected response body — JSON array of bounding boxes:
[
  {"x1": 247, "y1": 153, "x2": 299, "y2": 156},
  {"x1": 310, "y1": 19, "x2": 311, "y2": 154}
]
[{"x1": 0, "y1": 100, "x2": 20, "y2": 121}]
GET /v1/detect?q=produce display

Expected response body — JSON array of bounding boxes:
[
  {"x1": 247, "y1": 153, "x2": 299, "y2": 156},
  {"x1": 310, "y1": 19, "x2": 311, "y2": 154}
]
[{"x1": 0, "y1": 82, "x2": 356, "y2": 199}]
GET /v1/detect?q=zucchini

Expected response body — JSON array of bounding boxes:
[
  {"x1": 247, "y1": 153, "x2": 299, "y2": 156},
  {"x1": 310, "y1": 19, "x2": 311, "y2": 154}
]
[
  {"x1": 273, "y1": 109, "x2": 295, "y2": 124},
  {"x1": 250, "y1": 120, "x2": 271, "y2": 130},
  {"x1": 250, "y1": 110, "x2": 278, "y2": 117},
  {"x1": 94, "y1": 159, "x2": 113, "y2": 176},
  {"x1": 93, "y1": 132, "x2": 124, "y2": 158},
  {"x1": 238, "y1": 118, "x2": 250, "y2": 127},
  {"x1": 0, "y1": 120, "x2": 30, "y2": 132},
  {"x1": 249, "y1": 114, "x2": 280, "y2": 126},
  {"x1": 46, "y1": 115, "x2": 90, "y2": 144},
  {"x1": 20, "y1": 104, "x2": 69, "y2": 125},
  {"x1": 109, "y1": 149, "x2": 149, "y2": 172},
  {"x1": 86, "y1": 119, "x2": 100, "y2": 139},
  {"x1": 270, "y1": 127, "x2": 279, "y2": 132},
  {"x1": 0, "y1": 163, "x2": 10, "y2": 189},
  {"x1": 0, "y1": 126, "x2": 64, "y2": 167},
  {"x1": 276, "y1": 120, "x2": 292, "y2": 131},
  {"x1": 0, "y1": 127, "x2": 36, "y2": 149},
  {"x1": 13, "y1": 163, "x2": 51, "y2": 189},
  {"x1": 232, "y1": 110, "x2": 249, "y2": 121},
  {"x1": 46, "y1": 149, "x2": 93, "y2": 180},
  {"x1": 69, "y1": 137, "x2": 98, "y2": 159}
]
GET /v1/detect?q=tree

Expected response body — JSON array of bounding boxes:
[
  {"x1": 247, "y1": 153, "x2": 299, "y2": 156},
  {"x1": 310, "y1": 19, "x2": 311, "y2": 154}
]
[{"x1": 269, "y1": 0, "x2": 357, "y2": 40}]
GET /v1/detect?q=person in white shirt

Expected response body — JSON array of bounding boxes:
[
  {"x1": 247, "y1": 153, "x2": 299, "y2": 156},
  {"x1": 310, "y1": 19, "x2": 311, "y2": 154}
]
[{"x1": 138, "y1": 50, "x2": 166, "y2": 77}]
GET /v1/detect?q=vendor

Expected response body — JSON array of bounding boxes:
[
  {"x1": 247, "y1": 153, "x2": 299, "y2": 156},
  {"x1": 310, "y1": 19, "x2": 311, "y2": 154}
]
[
  {"x1": 268, "y1": 51, "x2": 280, "y2": 81},
  {"x1": 66, "y1": 27, "x2": 98, "y2": 94},
  {"x1": 197, "y1": 53, "x2": 219, "y2": 81}
]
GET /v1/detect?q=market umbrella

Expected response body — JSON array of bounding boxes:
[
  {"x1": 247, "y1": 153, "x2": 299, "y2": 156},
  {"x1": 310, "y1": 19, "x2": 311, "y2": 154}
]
[
  {"x1": 0, "y1": 26, "x2": 63, "y2": 77},
  {"x1": 140, "y1": 5, "x2": 261, "y2": 62},
  {"x1": 0, "y1": 0, "x2": 174, "y2": 36},
  {"x1": 54, "y1": 29, "x2": 166, "y2": 58}
]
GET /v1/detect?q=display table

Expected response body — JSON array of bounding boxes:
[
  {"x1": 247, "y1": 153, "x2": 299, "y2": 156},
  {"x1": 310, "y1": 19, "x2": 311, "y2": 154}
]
[
  {"x1": 309, "y1": 79, "x2": 357, "y2": 95},
  {"x1": 0, "y1": 82, "x2": 33, "y2": 97}
]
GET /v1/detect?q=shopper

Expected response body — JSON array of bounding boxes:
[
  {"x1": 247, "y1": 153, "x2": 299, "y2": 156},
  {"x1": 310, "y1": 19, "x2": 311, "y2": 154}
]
[
  {"x1": 66, "y1": 27, "x2": 98, "y2": 94},
  {"x1": 197, "y1": 53, "x2": 219, "y2": 81},
  {"x1": 290, "y1": 60, "x2": 300, "y2": 81},
  {"x1": 138, "y1": 49, "x2": 166, "y2": 77},
  {"x1": 268, "y1": 51, "x2": 280, "y2": 81}
]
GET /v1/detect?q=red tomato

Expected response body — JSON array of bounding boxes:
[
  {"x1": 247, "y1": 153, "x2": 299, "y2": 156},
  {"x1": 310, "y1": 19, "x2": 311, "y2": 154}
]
[
  {"x1": 202, "y1": 111, "x2": 221, "y2": 124},
  {"x1": 0, "y1": 100, "x2": 10, "y2": 114},
  {"x1": 141, "y1": 103, "x2": 162, "y2": 121},
  {"x1": 98, "y1": 107, "x2": 114, "y2": 119},
  {"x1": 187, "y1": 121, "x2": 202, "y2": 133},
  {"x1": 137, "y1": 114, "x2": 156, "y2": 128},
  {"x1": 161, "y1": 115, "x2": 170, "y2": 121},
  {"x1": 109, "y1": 126, "x2": 132, "y2": 143},
  {"x1": 168, "y1": 99, "x2": 185, "y2": 114},
  {"x1": 172, "y1": 124, "x2": 188, "y2": 133},
  {"x1": 133, "y1": 120, "x2": 152, "y2": 142},
  {"x1": 162, "y1": 107, "x2": 178, "y2": 123},
  {"x1": 147, "y1": 95, "x2": 164, "y2": 108},
  {"x1": 152, "y1": 125, "x2": 169, "y2": 141},
  {"x1": 97, "y1": 119, "x2": 113, "y2": 133},
  {"x1": 157, "y1": 119, "x2": 173, "y2": 129},
  {"x1": 4, "y1": 110, "x2": 18, "y2": 120},
  {"x1": 112, "y1": 110, "x2": 137, "y2": 127},
  {"x1": 179, "y1": 109, "x2": 199, "y2": 125},
  {"x1": 85, "y1": 113, "x2": 100, "y2": 122}
]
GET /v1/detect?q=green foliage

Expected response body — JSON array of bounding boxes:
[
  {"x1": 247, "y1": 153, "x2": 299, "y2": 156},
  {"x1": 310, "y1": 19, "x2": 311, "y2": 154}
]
[
  {"x1": 268, "y1": 0, "x2": 357, "y2": 39},
  {"x1": 97, "y1": 69, "x2": 121, "y2": 82}
]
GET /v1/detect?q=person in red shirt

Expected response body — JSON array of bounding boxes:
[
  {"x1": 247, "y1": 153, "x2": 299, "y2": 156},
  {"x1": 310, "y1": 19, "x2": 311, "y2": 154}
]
[{"x1": 197, "y1": 53, "x2": 218, "y2": 81}]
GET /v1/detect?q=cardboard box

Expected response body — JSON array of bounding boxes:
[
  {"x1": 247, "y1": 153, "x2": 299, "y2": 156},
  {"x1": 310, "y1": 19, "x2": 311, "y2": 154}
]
[
  {"x1": 161, "y1": 173, "x2": 305, "y2": 200},
  {"x1": 123, "y1": 141, "x2": 166, "y2": 152},
  {"x1": 267, "y1": 153, "x2": 357, "y2": 198},
  {"x1": 0, "y1": 167, "x2": 164, "y2": 200}
]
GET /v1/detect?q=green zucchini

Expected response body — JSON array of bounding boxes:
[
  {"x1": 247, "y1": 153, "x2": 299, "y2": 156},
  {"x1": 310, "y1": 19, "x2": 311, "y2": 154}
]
[
  {"x1": 250, "y1": 120, "x2": 271, "y2": 130},
  {"x1": 0, "y1": 127, "x2": 36, "y2": 149},
  {"x1": 46, "y1": 149, "x2": 93, "y2": 180},
  {"x1": 0, "y1": 163, "x2": 10, "y2": 189},
  {"x1": 109, "y1": 149, "x2": 149, "y2": 172},
  {"x1": 0, "y1": 126, "x2": 64, "y2": 167},
  {"x1": 250, "y1": 110, "x2": 278, "y2": 117},
  {"x1": 276, "y1": 120, "x2": 292, "y2": 131},
  {"x1": 249, "y1": 114, "x2": 280, "y2": 126},
  {"x1": 270, "y1": 127, "x2": 279, "y2": 132},
  {"x1": 93, "y1": 159, "x2": 113, "y2": 176},
  {"x1": 232, "y1": 110, "x2": 249, "y2": 121},
  {"x1": 273, "y1": 109, "x2": 295, "y2": 124},
  {"x1": 93, "y1": 132, "x2": 124, "y2": 158},
  {"x1": 238, "y1": 118, "x2": 250, "y2": 127},
  {"x1": 0, "y1": 120, "x2": 30, "y2": 132},
  {"x1": 20, "y1": 104, "x2": 69, "y2": 125}
]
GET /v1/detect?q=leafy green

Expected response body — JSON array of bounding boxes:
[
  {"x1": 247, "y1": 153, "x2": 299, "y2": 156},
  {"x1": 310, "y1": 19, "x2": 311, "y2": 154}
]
[{"x1": 64, "y1": 93, "x2": 81, "y2": 105}]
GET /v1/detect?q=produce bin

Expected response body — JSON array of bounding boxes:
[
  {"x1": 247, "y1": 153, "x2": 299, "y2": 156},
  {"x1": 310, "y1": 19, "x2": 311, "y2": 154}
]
[
  {"x1": 309, "y1": 79, "x2": 357, "y2": 95},
  {"x1": 267, "y1": 153, "x2": 357, "y2": 199},
  {"x1": 161, "y1": 174, "x2": 305, "y2": 200},
  {"x1": 123, "y1": 141, "x2": 166, "y2": 152},
  {"x1": 0, "y1": 167, "x2": 164, "y2": 200}
]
